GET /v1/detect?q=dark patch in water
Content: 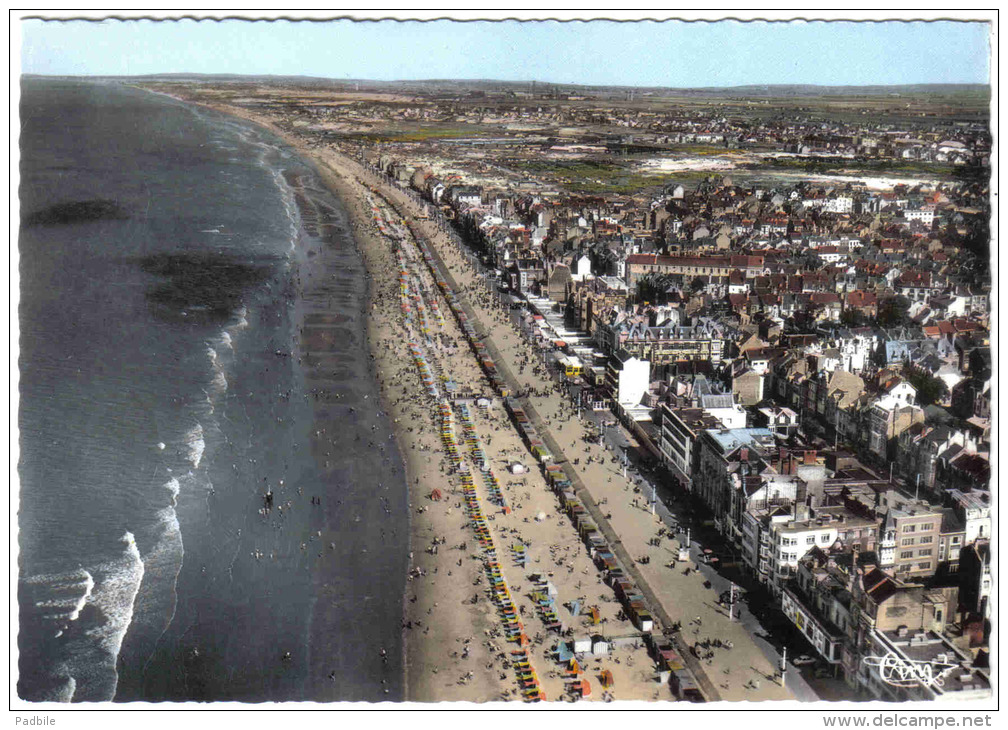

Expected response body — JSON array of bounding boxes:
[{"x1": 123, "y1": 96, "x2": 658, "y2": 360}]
[
  {"x1": 141, "y1": 252, "x2": 275, "y2": 324},
  {"x1": 23, "y1": 199, "x2": 129, "y2": 226}
]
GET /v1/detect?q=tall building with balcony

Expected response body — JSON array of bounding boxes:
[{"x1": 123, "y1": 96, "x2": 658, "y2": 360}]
[
  {"x1": 658, "y1": 407, "x2": 722, "y2": 489},
  {"x1": 742, "y1": 504, "x2": 794, "y2": 586},
  {"x1": 878, "y1": 498, "x2": 944, "y2": 580},
  {"x1": 768, "y1": 505, "x2": 879, "y2": 593},
  {"x1": 693, "y1": 428, "x2": 778, "y2": 540}
]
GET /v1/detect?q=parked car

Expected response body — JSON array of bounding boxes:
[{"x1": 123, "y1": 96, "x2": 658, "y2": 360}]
[{"x1": 792, "y1": 655, "x2": 816, "y2": 666}]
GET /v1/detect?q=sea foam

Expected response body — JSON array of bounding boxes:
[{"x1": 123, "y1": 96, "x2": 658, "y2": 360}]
[
  {"x1": 164, "y1": 477, "x2": 180, "y2": 506},
  {"x1": 211, "y1": 370, "x2": 228, "y2": 393},
  {"x1": 30, "y1": 568, "x2": 95, "y2": 627},
  {"x1": 25, "y1": 533, "x2": 146, "y2": 702},
  {"x1": 184, "y1": 424, "x2": 205, "y2": 470},
  {"x1": 79, "y1": 532, "x2": 146, "y2": 699},
  {"x1": 127, "y1": 477, "x2": 187, "y2": 694},
  {"x1": 270, "y1": 166, "x2": 300, "y2": 253}
]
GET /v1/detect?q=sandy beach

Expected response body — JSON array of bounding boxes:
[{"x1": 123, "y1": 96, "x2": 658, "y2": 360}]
[
  {"x1": 321, "y1": 150, "x2": 796, "y2": 702},
  {"x1": 16, "y1": 13, "x2": 992, "y2": 710},
  {"x1": 319, "y1": 162, "x2": 661, "y2": 702},
  {"x1": 188, "y1": 98, "x2": 797, "y2": 703}
]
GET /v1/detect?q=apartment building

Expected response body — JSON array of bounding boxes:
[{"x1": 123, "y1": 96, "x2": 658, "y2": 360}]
[
  {"x1": 878, "y1": 499, "x2": 943, "y2": 580},
  {"x1": 693, "y1": 428, "x2": 778, "y2": 535},
  {"x1": 624, "y1": 253, "x2": 734, "y2": 289},
  {"x1": 605, "y1": 350, "x2": 650, "y2": 407},
  {"x1": 769, "y1": 505, "x2": 879, "y2": 592},
  {"x1": 658, "y1": 407, "x2": 722, "y2": 488},
  {"x1": 594, "y1": 319, "x2": 725, "y2": 366}
]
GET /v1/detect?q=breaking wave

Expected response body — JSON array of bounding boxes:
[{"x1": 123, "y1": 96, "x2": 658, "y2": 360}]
[
  {"x1": 184, "y1": 424, "x2": 205, "y2": 470},
  {"x1": 29, "y1": 568, "x2": 94, "y2": 630},
  {"x1": 163, "y1": 476, "x2": 180, "y2": 506},
  {"x1": 22, "y1": 532, "x2": 146, "y2": 702}
]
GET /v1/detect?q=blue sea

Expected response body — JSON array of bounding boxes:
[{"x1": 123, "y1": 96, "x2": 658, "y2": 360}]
[{"x1": 17, "y1": 78, "x2": 409, "y2": 702}]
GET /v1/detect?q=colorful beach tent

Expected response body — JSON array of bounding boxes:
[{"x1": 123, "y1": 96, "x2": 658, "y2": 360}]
[{"x1": 556, "y1": 642, "x2": 574, "y2": 663}]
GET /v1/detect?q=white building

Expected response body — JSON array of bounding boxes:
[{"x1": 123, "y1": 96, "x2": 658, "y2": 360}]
[
  {"x1": 608, "y1": 351, "x2": 650, "y2": 407},
  {"x1": 904, "y1": 205, "x2": 935, "y2": 227},
  {"x1": 835, "y1": 330, "x2": 878, "y2": 374},
  {"x1": 768, "y1": 507, "x2": 879, "y2": 594},
  {"x1": 823, "y1": 195, "x2": 854, "y2": 214},
  {"x1": 769, "y1": 511, "x2": 841, "y2": 590},
  {"x1": 818, "y1": 247, "x2": 848, "y2": 264},
  {"x1": 950, "y1": 490, "x2": 992, "y2": 546},
  {"x1": 742, "y1": 507, "x2": 793, "y2": 584},
  {"x1": 875, "y1": 380, "x2": 918, "y2": 411},
  {"x1": 707, "y1": 403, "x2": 747, "y2": 429}
]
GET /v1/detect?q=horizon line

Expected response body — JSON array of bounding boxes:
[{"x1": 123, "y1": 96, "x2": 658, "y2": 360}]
[{"x1": 20, "y1": 73, "x2": 992, "y2": 92}]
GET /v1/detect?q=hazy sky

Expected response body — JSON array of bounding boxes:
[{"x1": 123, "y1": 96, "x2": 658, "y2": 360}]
[{"x1": 19, "y1": 17, "x2": 991, "y2": 87}]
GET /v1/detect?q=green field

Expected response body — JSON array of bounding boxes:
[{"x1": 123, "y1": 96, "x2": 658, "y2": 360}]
[{"x1": 756, "y1": 155, "x2": 988, "y2": 181}]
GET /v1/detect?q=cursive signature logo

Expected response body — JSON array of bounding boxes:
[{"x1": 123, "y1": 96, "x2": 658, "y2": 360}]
[{"x1": 862, "y1": 652, "x2": 957, "y2": 688}]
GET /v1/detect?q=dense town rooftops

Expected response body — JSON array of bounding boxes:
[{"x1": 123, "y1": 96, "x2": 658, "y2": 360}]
[{"x1": 625, "y1": 253, "x2": 732, "y2": 267}]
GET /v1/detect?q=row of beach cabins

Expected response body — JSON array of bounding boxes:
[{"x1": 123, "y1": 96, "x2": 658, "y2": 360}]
[
  {"x1": 385, "y1": 194, "x2": 549, "y2": 700},
  {"x1": 439, "y1": 401, "x2": 547, "y2": 702}
]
